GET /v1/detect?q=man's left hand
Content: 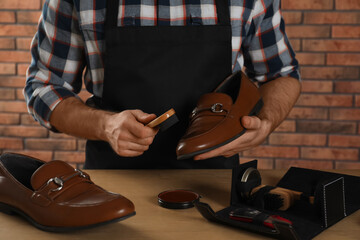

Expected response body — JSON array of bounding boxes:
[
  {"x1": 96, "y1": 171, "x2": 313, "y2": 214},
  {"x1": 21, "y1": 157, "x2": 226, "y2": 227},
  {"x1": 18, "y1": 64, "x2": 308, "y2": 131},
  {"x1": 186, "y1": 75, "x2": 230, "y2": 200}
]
[{"x1": 194, "y1": 115, "x2": 272, "y2": 160}]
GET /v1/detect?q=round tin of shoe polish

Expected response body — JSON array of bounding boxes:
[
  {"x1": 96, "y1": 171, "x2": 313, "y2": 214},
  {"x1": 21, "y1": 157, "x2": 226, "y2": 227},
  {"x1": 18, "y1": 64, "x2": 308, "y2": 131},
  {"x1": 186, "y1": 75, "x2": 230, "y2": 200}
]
[{"x1": 157, "y1": 189, "x2": 200, "y2": 209}]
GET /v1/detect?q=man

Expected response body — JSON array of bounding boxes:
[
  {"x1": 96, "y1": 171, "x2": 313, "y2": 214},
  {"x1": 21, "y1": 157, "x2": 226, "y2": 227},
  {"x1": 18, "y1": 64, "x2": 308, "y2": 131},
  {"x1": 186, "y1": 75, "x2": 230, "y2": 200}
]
[{"x1": 25, "y1": 0, "x2": 301, "y2": 169}]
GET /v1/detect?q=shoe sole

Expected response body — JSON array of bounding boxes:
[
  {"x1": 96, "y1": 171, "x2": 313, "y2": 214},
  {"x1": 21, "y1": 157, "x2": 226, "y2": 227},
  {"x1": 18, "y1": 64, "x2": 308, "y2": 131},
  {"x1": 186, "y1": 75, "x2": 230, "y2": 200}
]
[
  {"x1": 0, "y1": 202, "x2": 136, "y2": 232},
  {"x1": 177, "y1": 98, "x2": 264, "y2": 160}
]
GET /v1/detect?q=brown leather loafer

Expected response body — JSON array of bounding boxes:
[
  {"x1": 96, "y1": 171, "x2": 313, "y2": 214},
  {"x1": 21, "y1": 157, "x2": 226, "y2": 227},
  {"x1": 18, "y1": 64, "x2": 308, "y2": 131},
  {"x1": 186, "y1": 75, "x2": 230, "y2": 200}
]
[
  {"x1": 0, "y1": 152, "x2": 135, "y2": 232},
  {"x1": 176, "y1": 71, "x2": 263, "y2": 160}
]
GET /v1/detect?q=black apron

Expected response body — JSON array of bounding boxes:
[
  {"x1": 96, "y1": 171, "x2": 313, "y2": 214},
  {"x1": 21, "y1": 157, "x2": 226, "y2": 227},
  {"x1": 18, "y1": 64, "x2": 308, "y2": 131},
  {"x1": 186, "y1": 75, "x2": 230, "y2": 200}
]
[{"x1": 85, "y1": 0, "x2": 238, "y2": 169}]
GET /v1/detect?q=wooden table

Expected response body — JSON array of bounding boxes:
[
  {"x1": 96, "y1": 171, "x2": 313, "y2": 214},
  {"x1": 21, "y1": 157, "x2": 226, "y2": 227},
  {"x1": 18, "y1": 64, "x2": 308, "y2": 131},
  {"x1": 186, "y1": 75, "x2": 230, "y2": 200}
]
[{"x1": 0, "y1": 169, "x2": 359, "y2": 240}]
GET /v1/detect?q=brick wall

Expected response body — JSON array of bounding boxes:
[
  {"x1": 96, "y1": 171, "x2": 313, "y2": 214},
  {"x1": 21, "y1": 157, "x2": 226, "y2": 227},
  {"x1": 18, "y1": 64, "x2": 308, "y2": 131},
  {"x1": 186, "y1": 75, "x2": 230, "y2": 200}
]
[{"x1": 0, "y1": 0, "x2": 359, "y2": 169}]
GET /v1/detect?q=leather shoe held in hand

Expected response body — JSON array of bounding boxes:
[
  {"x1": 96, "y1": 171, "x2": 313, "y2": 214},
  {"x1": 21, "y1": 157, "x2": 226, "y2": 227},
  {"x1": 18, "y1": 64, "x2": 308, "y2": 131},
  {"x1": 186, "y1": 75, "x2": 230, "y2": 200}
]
[
  {"x1": 0, "y1": 152, "x2": 135, "y2": 232},
  {"x1": 176, "y1": 71, "x2": 263, "y2": 160}
]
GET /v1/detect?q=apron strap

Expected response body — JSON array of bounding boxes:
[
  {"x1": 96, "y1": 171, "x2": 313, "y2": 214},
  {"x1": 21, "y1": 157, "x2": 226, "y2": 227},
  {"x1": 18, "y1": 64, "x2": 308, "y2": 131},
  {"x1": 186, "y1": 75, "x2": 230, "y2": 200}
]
[
  {"x1": 215, "y1": 0, "x2": 231, "y2": 26},
  {"x1": 105, "y1": 0, "x2": 230, "y2": 28},
  {"x1": 105, "y1": 0, "x2": 120, "y2": 29}
]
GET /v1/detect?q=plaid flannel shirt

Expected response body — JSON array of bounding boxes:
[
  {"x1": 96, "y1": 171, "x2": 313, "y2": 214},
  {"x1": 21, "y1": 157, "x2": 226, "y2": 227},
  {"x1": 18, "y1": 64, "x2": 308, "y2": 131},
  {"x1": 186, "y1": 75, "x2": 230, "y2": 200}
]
[{"x1": 25, "y1": 0, "x2": 300, "y2": 129}]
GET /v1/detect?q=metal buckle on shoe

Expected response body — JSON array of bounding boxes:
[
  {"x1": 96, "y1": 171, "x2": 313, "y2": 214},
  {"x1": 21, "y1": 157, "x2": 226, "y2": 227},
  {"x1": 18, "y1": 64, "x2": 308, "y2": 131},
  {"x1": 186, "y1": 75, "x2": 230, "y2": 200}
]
[
  {"x1": 211, "y1": 103, "x2": 224, "y2": 113},
  {"x1": 47, "y1": 177, "x2": 64, "y2": 192},
  {"x1": 191, "y1": 108, "x2": 198, "y2": 118},
  {"x1": 47, "y1": 169, "x2": 88, "y2": 192}
]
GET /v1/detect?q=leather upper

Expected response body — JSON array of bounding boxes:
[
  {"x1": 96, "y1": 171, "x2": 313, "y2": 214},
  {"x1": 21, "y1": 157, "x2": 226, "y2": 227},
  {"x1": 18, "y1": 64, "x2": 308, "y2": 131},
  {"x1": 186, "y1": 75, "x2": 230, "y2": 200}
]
[
  {"x1": 0, "y1": 153, "x2": 135, "y2": 228},
  {"x1": 176, "y1": 71, "x2": 262, "y2": 158}
]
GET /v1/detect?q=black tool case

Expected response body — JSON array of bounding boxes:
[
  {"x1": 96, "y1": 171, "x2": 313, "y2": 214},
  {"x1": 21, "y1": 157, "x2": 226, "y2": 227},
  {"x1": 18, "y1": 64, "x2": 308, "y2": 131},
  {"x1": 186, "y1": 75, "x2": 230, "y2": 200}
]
[{"x1": 195, "y1": 160, "x2": 360, "y2": 240}]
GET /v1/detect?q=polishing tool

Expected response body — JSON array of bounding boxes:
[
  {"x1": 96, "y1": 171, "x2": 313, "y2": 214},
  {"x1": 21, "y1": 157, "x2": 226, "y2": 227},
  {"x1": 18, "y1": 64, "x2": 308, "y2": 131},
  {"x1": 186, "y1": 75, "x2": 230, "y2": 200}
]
[{"x1": 146, "y1": 108, "x2": 179, "y2": 131}]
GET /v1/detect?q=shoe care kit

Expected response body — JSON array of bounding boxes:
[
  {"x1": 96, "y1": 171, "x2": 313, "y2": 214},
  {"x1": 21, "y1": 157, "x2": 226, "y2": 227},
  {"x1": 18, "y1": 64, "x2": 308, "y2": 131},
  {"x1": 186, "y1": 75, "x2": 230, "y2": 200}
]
[{"x1": 195, "y1": 160, "x2": 360, "y2": 240}]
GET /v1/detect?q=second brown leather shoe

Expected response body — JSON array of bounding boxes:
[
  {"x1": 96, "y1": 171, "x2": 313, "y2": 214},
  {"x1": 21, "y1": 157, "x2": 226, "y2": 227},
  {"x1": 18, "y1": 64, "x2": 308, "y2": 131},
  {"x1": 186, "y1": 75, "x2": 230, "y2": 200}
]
[
  {"x1": 176, "y1": 71, "x2": 263, "y2": 160},
  {"x1": 0, "y1": 152, "x2": 135, "y2": 232}
]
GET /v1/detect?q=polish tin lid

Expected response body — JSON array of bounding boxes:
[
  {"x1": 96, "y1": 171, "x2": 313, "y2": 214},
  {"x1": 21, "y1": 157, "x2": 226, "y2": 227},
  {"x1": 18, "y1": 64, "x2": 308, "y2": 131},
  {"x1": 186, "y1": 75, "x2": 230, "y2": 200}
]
[{"x1": 157, "y1": 189, "x2": 200, "y2": 209}]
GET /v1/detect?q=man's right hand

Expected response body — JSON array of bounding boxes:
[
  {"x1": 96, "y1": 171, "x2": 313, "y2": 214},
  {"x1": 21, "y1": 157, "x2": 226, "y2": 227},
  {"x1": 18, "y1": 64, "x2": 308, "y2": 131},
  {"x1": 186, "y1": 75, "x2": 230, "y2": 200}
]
[
  {"x1": 103, "y1": 110, "x2": 158, "y2": 157},
  {"x1": 50, "y1": 97, "x2": 158, "y2": 158}
]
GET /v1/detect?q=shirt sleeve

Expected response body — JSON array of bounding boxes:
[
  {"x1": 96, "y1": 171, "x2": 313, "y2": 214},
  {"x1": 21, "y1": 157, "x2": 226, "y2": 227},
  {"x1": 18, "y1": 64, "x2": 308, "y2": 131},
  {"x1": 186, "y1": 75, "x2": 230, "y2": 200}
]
[
  {"x1": 242, "y1": 0, "x2": 300, "y2": 84},
  {"x1": 24, "y1": 0, "x2": 85, "y2": 130}
]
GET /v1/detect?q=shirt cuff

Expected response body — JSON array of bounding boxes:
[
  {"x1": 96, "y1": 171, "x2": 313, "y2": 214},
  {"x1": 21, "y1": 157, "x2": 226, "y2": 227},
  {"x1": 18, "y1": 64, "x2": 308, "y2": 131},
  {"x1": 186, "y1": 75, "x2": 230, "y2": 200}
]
[{"x1": 30, "y1": 86, "x2": 78, "y2": 131}]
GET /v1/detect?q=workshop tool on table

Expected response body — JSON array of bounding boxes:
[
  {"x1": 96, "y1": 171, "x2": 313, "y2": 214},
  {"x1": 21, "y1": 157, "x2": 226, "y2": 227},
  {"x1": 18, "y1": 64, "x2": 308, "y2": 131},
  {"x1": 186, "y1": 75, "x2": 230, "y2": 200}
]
[
  {"x1": 239, "y1": 167, "x2": 314, "y2": 211},
  {"x1": 229, "y1": 207, "x2": 293, "y2": 230},
  {"x1": 250, "y1": 185, "x2": 315, "y2": 211}
]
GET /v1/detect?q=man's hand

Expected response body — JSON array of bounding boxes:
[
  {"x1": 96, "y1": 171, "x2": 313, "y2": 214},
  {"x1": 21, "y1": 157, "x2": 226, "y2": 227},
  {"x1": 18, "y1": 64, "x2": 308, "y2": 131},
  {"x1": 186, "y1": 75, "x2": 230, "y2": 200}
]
[
  {"x1": 194, "y1": 115, "x2": 272, "y2": 160},
  {"x1": 193, "y1": 76, "x2": 301, "y2": 161},
  {"x1": 50, "y1": 97, "x2": 159, "y2": 157},
  {"x1": 104, "y1": 110, "x2": 158, "y2": 157}
]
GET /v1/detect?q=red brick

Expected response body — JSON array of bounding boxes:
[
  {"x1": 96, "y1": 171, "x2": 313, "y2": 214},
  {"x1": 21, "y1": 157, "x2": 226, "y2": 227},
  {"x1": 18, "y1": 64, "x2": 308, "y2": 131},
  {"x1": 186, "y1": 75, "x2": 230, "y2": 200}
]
[
  {"x1": 282, "y1": 11, "x2": 303, "y2": 24},
  {"x1": 0, "y1": 88, "x2": 15, "y2": 100},
  {"x1": 289, "y1": 39, "x2": 301, "y2": 51},
  {"x1": 7, "y1": 150, "x2": 52, "y2": 161},
  {"x1": 329, "y1": 135, "x2": 360, "y2": 147},
  {"x1": 286, "y1": 26, "x2": 330, "y2": 38},
  {"x1": 301, "y1": 147, "x2": 358, "y2": 161},
  {"x1": 0, "y1": 38, "x2": 15, "y2": 49},
  {"x1": 243, "y1": 146, "x2": 299, "y2": 158},
  {"x1": 269, "y1": 133, "x2": 326, "y2": 146},
  {"x1": 54, "y1": 151, "x2": 85, "y2": 163},
  {"x1": 332, "y1": 26, "x2": 360, "y2": 38},
  {"x1": 240, "y1": 157, "x2": 274, "y2": 170},
  {"x1": 275, "y1": 159, "x2": 333, "y2": 169},
  {"x1": 282, "y1": 0, "x2": 333, "y2": 10},
  {"x1": 303, "y1": 40, "x2": 360, "y2": 52},
  {"x1": 0, "y1": 125, "x2": 47, "y2": 137},
  {"x1": 356, "y1": 95, "x2": 360, "y2": 107},
  {"x1": 296, "y1": 94, "x2": 353, "y2": 107},
  {"x1": 0, "y1": 25, "x2": 38, "y2": 37},
  {"x1": 336, "y1": 0, "x2": 360, "y2": 9},
  {"x1": 297, "y1": 120, "x2": 356, "y2": 134},
  {"x1": 15, "y1": 89, "x2": 24, "y2": 100},
  {"x1": 20, "y1": 113, "x2": 39, "y2": 125},
  {"x1": 0, "y1": 63, "x2": 15, "y2": 75},
  {"x1": 0, "y1": 137, "x2": 23, "y2": 149},
  {"x1": 26, "y1": 138, "x2": 77, "y2": 150},
  {"x1": 335, "y1": 81, "x2": 360, "y2": 93},
  {"x1": 0, "y1": 0, "x2": 41, "y2": 10},
  {"x1": 304, "y1": 12, "x2": 360, "y2": 24},
  {"x1": 300, "y1": 67, "x2": 359, "y2": 79},
  {"x1": 0, "y1": 100, "x2": 28, "y2": 113},
  {"x1": 16, "y1": 38, "x2": 32, "y2": 50},
  {"x1": 301, "y1": 80, "x2": 332, "y2": 93},
  {"x1": 0, "y1": 11, "x2": 15, "y2": 23},
  {"x1": 0, "y1": 51, "x2": 31, "y2": 63},
  {"x1": 274, "y1": 120, "x2": 296, "y2": 132},
  {"x1": 335, "y1": 162, "x2": 360, "y2": 169},
  {"x1": 296, "y1": 53, "x2": 325, "y2": 66},
  {"x1": 0, "y1": 76, "x2": 27, "y2": 87},
  {"x1": 288, "y1": 107, "x2": 328, "y2": 120},
  {"x1": 17, "y1": 63, "x2": 28, "y2": 76},
  {"x1": 330, "y1": 109, "x2": 360, "y2": 120},
  {"x1": 0, "y1": 113, "x2": 19, "y2": 124},
  {"x1": 16, "y1": 11, "x2": 42, "y2": 23},
  {"x1": 327, "y1": 54, "x2": 360, "y2": 66}
]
